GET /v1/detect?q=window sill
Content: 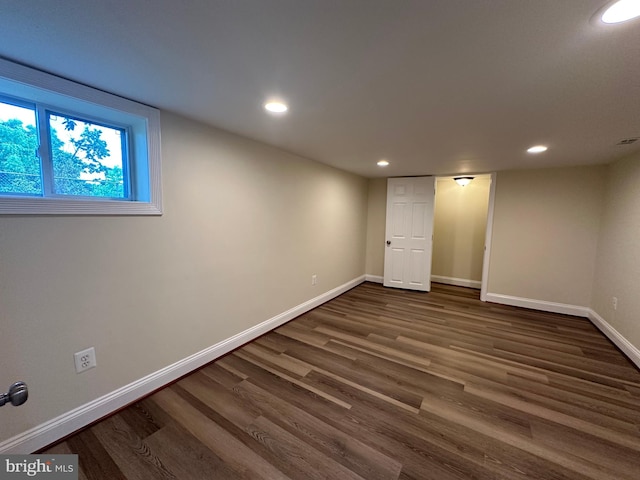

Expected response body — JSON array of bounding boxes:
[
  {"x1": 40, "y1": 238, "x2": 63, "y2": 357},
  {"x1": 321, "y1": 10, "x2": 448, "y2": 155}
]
[{"x1": 0, "y1": 196, "x2": 162, "y2": 215}]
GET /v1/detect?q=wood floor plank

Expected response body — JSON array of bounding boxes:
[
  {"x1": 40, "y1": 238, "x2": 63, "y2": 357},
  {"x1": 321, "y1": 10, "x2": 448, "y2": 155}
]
[
  {"x1": 43, "y1": 441, "x2": 90, "y2": 480},
  {"x1": 198, "y1": 362, "x2": 246, "y2": 389},
  {"x1": 323, "y1": 338, "x2": 438, "y2": 376},
  {"x1": 176, "y1": 371, "x2": 260, "y2": 428},
  {"x1": 89, "y1": 414, "x2": 177, "y2": 480},
  {"x1": 43, "y1": 282, "x2": 640, "y2": 479},
  {"x1": 464, "y1": 382, "x2": 640, "y2": 448},
  {"x1": 418, "y1": 395, "x2": 619, "y2": 480},
  {"x1": 505, "y1": 372, "x2": 640, "y2": 426},
  {"x1": 143, "y1": 423, "x2": 245, "y2": 480},
  {"x1": 230, "y1": 350, "x2": 353, "y2": 409},
  {"x1": 221, "y1": 351, "x2": 353, "y2": 413},
  {"x1": 66, "y1": 429, "x2": 127, "y2": 480},
  {"x1": 234, "y1": 379, "x2": 403, "y2": 480},
  {"x1": 245, "y1": 415, "x2": 370, "y2": 480},
  {"x1": 275, "y1": 322, "x2": 332, "y2": 347},
  {"x1": 152, "y1": 387, "x2": 291, "y2": 480},
  {"x1": 530, "y1": 419, "x2": 640, "y2": 480},
  {"x1": 314, "y1": 326, "x2": 434, "y2": 369},
  {"x1": 346, "y1": 399, "x2": 585, "y2": 480}
]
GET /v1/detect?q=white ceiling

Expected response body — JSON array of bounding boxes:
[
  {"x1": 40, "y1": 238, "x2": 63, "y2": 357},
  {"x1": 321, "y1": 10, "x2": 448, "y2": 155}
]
[{"x1": 1, "y1": 0, "x2": 639, "y2": 178}]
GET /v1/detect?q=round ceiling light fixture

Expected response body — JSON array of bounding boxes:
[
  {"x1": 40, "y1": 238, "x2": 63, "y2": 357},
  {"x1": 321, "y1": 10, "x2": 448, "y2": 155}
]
[
  {"x1": 377, "y1": 160, "x2": 389, "y2": 167},
  {"x1": 601, "y1": 0, "x2": 640, "y2": 23},
  {"x1": 527, "y1": 145, "x2": 548, "y2": 154},
  {"x1": 454, "y1": 177, "x2": 474, "y2": 187},
  {"x1": 264, "y1": 101, "x2": 288, "y2": 113}
]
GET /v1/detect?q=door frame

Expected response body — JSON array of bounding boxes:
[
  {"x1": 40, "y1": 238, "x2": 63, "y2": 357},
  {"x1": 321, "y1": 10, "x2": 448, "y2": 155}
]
[
  {"x1": 480, "y1": 172, "x2": 497, "y2": 301},
  {"x1": 429, "y1": 172, "x2": 496, "y2": 299}
]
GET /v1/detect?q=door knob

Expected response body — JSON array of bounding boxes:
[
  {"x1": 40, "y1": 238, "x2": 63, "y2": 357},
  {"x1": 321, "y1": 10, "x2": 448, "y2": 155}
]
[
  {"x1": 0, "y1": 381, "x2": 28, "y2": 407},
  {"x1": 386, "y1": 240, "x2": 391, "y2": 246}
]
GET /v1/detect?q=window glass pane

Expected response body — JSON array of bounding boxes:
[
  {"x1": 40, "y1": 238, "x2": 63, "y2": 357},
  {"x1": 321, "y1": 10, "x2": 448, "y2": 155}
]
[
  {"x1": 48, "y1": 113, "x2": 127, "y2": 198},
  {"x1": 0, "y1": 100, "x2": 42, "y2": 195}
]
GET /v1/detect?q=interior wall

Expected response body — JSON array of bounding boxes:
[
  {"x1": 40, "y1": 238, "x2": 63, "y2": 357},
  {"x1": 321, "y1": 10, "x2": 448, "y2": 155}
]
[
  {"x1": 487, "y1": 165, "x2": 605, "y2": 307},
  {"x1": 0, "y1": 111, "x2": 369, "y2": 445},
  {"x1": 591, "y1": 152, "x2": 640, "y2": 350},
  {"x1": 365, "y1": 177, "x2": 387, "y2": 277},
  {"x1": 432, "y1": 176, "x2": 490, "y2": 285}
]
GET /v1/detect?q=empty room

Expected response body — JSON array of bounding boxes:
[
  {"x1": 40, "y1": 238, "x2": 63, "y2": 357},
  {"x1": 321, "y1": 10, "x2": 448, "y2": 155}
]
[{"x1": 1, "y1": 1, "x2": 639, "y2": 479}]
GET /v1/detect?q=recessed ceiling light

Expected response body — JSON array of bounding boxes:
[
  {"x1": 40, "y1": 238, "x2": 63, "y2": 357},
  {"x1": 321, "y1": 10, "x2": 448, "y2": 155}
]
[
  {"x1": 527, "y1": 145, "x2": 548, "y2": 154},
  {"x1": 601, "y1": 0, "x2": 640, "y2": 23},
  {"x1": 377, "y1": 160, "x2": 389, "y2": 167},
  {"x1": 264, "y1": 101, "x2": 288, "y2": 113}
]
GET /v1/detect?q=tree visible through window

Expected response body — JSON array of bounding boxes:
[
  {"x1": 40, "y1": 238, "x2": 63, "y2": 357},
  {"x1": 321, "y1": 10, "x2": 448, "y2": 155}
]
[
  {"x1": 49, "y1": 113, "x2": 127, "y2": 198},
  {"x1": 0, "y1": 101, "x2": 41, "y2": 195},
  {"x1": 0, "y1": 99, "x2": 128, "y2": 199}
]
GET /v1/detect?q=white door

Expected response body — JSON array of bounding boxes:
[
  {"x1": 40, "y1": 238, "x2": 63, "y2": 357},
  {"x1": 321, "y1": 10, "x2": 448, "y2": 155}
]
[{"x1": 383, "y1": 177, "x2": 435, "y2": 291}]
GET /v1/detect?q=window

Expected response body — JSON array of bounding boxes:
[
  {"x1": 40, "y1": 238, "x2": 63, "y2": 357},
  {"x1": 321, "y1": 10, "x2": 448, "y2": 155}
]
[
  {"x1": 0, "y1": 99, "x2": 40, "y2": 195},
  {"x1": 0, "y1": 58, "x2": 162, "y2": 215},
  {"x1": 0, "y1": 100, "x2": 129, "y2": 199}
]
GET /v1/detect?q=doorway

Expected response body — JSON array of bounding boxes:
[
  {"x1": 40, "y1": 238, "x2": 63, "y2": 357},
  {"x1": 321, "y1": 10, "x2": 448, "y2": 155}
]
[
  {"x1": 381, "y1": 174, "x2": 496, "y2": 299},
  {"x1": 431, "y1": 175, "x2": 492, "y2": 291}
]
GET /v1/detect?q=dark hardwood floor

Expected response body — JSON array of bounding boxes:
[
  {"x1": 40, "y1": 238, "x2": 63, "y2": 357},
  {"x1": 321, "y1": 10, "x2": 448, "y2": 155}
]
[{"x1": 44, "y1": 282, "x2": 640, "y2": 479}]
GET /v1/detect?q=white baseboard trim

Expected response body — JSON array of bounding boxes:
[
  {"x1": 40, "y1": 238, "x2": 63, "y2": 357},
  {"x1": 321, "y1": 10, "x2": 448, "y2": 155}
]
[
  {"x1": 0, "y1": 275, "x2": 366, "y2": 454},
  {"x1": 365, "y1": 274, "x2": 383, "y2": 284},
  {"x1": 479, "y1": 293, "x2": 640, "y2": 368},
  {"x1": 588, "y1": 309, "x2": 640, "y2": 370},
  {"x1": 431, "y1": 275, "x2": 481, "y2": 289},
  {"x1": 484, "y1": 293, "x2": 590, "y2": 317}
]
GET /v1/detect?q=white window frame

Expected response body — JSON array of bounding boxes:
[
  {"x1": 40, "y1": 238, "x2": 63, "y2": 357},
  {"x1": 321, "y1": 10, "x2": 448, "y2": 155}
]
[{"x1": 0, "y1": 58, "x2": 162, "y2": 215}]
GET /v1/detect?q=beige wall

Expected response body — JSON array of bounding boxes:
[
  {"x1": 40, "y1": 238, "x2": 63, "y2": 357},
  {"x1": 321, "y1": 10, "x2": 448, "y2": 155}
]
[
  {"x1": 0, "y1": 111, "x2": 368, "y2": 444},
  {"x1": 365, "y1": 177, "x2": 387, "y2": 277},
  {"x1": 591, "y1": 152, "x2": 640, "y2": 349},
  {"x1": 487, "y1": 166, "x2": 605, "y2": 306},
  {"x1": 432, "y1": 177, "x2": 490, "y2": 283}
]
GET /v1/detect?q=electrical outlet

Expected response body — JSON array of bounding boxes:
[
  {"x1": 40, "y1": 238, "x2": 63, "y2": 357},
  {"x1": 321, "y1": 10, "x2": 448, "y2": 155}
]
[
  {"x1": 312, "y1": 274, "x2": 317, "y2": 286},
  {"x1": 612, "y1": 297, "x2": 618, "y2": 311},
  {"x1": 74, "y1": 347, "x2": 96, "y2": 373}
]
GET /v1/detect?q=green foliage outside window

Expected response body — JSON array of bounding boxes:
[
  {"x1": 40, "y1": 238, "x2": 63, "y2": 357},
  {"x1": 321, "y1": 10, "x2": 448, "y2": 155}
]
[
  {"x1": 0, "y1": 118, "x2": 41, "y2": 194},
  {"x1": 0, "y1": 109, "x2": 126, "y2": 198}
]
